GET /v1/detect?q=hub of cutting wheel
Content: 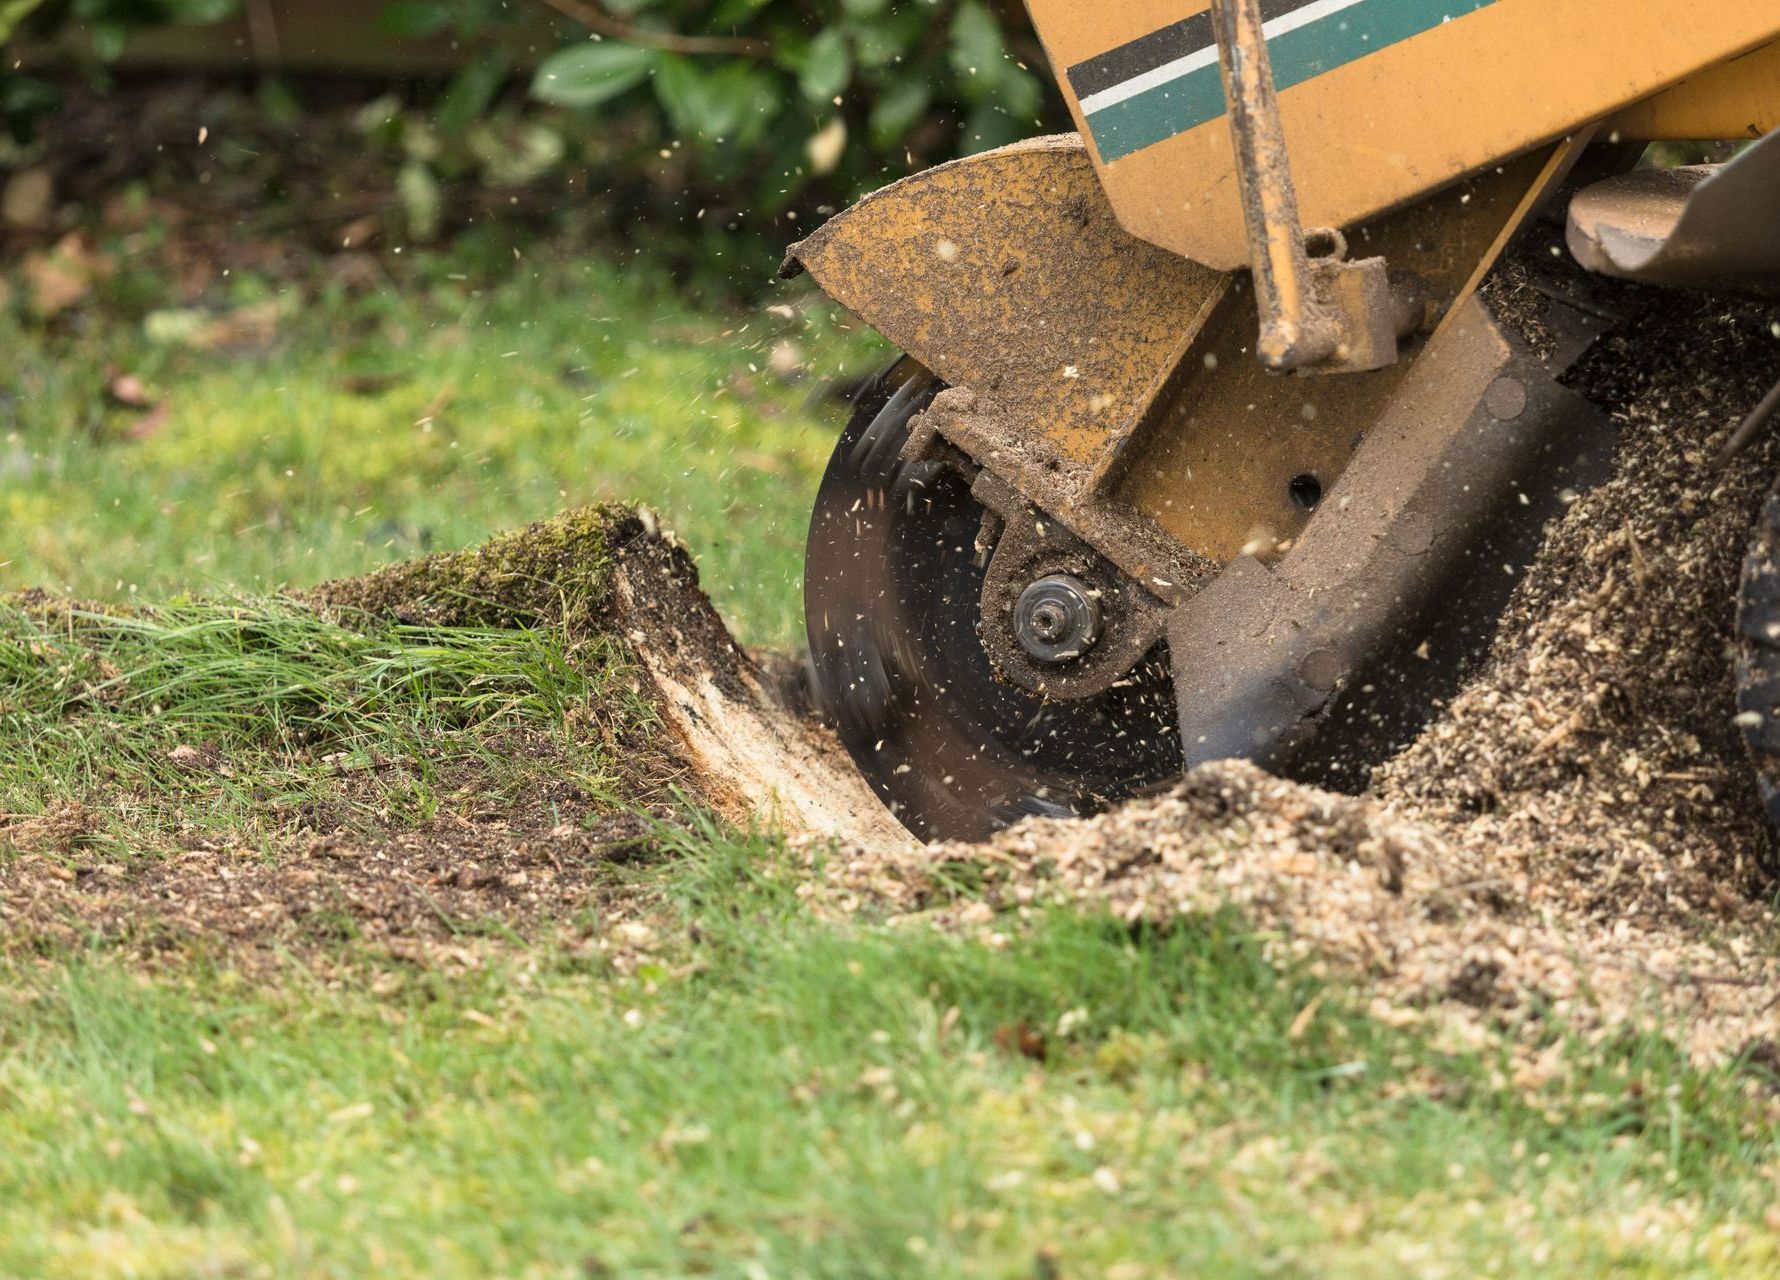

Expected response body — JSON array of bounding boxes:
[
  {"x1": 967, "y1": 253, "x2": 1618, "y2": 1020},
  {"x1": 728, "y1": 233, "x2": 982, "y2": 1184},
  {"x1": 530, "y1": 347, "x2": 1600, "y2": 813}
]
[{"x1": 1014, "y1": 574, "x2": 1101, "y2": 664}]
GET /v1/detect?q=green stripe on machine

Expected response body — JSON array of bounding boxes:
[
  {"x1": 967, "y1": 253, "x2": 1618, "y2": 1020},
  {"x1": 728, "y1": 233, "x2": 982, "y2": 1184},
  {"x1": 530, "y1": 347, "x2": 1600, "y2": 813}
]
[{"x1": 1085, "y1": 0, "x2": 1499, "y2": 162}]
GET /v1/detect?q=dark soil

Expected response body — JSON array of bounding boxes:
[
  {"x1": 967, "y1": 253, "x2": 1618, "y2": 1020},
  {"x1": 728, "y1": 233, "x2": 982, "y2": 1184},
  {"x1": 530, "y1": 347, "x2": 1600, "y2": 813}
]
[{"x1": 2, "y1": 811, "x2": 658, "y2": 973}]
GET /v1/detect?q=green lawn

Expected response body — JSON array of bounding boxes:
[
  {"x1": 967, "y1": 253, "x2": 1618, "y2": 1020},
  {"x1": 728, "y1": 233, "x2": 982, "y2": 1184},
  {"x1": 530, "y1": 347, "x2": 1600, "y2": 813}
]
[
  {"x1": 5, "y1": 240, "x2": 1779, "y2": 1279},
  {"x1": 3, "y1": 835, "x2": 1777, "y2": 1278}
]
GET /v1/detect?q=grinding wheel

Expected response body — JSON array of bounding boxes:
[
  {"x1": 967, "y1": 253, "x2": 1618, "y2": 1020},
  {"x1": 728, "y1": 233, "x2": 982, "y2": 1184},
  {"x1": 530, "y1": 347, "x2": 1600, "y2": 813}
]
[{"x1": 803, "y1": 363, "x2": 1182, "y2": 843}]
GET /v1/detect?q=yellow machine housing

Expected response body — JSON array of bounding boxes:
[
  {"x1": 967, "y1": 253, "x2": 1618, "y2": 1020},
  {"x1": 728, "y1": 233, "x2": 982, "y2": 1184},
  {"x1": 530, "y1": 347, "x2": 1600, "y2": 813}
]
[
  {"x1": 791, "y1": 0, "x2": 1780, "y2": 841},
  {"x1": 791, "y1": 1, "x2": 1780, "y2": 569},
  {"x1": 1026, "y1": 0, "x2": 1780, "y2": 270}
]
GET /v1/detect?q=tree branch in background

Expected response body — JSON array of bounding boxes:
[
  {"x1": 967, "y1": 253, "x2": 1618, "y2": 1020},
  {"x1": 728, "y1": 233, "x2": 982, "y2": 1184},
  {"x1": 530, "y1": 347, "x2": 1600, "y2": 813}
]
[
  {"x1": 536, "y1": 0, "x2": 772, "y2": 59},
  {"x1": 244, "y1": 0, "x2": 282, "y2": 72}
]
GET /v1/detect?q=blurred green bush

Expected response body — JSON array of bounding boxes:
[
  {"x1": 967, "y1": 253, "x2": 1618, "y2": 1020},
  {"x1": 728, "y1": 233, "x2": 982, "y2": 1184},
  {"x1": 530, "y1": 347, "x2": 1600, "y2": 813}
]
[
  {"x1": 383, "y1": 0, "x2": 1060, "y2": 276},
  {"x1": 3, "y1": 1, "x2": 241, "y2": 139},
  {"x1": 2, "y1": 1, "x2": 1064, "y2": 279},
  {"x1": 519, "y1": 0, "x2": 1051, "y2": 181}
]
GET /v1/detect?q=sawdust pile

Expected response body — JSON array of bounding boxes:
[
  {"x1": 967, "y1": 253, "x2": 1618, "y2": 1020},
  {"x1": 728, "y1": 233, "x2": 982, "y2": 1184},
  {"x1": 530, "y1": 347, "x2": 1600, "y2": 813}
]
[
  {"x1": 812, "y1": 290, "x2": 1780, "y2": 1064},
  {"x1": 1382, "y1": 289, "x2": 1780, "y2": 910},
  {"x1": 815, "y1": 760, "x2": 1779, "y2": 1064}
]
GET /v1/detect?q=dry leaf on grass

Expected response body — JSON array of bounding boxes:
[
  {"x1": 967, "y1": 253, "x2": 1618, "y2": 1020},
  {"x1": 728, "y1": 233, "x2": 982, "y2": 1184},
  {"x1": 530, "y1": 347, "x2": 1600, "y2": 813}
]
[
  {"x1": 105, "y1": 370, "x2": 155, "y2": 409},
  {"x1": 22, "y1": 233, "x2": 111, "y2": 318}
]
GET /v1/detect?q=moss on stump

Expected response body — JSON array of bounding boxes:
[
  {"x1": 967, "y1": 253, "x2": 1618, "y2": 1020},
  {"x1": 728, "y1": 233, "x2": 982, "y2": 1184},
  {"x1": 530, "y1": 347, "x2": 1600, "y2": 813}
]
[{"x1": 309, "y1": 506, "x2": 634, "y2": 637}]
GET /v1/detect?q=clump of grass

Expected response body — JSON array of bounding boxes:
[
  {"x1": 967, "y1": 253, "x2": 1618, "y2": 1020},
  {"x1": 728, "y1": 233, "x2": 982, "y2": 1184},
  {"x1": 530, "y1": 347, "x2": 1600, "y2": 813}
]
[{"x1": 0, "y1": 594, "x2": 652, "y2": 853}]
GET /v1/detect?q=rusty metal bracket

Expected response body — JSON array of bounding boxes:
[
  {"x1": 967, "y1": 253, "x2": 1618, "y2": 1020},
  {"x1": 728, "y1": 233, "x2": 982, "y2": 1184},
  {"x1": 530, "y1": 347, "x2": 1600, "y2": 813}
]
[
  {"x1": 969, "y1": 471, "x2": 1170, "y2": 701},
  {"x1": 911, "y1": 387, "x2": 1219, "y2": 607},
  {"x1": 1209, "y1": 0, "x2": 1400, "y2": 375}
]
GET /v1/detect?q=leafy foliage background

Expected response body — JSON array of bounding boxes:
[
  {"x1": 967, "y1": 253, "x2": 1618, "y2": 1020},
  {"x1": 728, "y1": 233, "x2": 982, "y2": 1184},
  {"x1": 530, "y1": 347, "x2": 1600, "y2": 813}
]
[{"x1": 1, "y1": 0, "x2": 1065, "y2": 279}]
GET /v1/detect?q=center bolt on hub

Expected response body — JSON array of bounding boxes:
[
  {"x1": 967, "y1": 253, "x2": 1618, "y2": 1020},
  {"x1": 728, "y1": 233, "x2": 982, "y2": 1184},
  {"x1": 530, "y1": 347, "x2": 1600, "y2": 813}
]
[{"x1": 1014, "y1": 574, "x2": 1102, "y2": 664}]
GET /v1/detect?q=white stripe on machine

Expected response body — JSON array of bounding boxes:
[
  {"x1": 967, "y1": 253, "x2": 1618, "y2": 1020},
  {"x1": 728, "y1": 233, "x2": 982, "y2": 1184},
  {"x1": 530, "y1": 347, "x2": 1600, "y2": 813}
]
[{"x1": 1077, "y1": 0, "x2": 1371, "y2": 116}]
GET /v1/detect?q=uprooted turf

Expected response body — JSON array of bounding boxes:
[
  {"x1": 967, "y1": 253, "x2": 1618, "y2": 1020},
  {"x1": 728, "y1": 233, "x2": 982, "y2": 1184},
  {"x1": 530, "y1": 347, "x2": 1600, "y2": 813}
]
[
  {"x1": 0, "y1": 504, "x2": 889, "y2": 967},
  {"x1": 0, "y1": 509, "x2": 661, "y2": 860}
]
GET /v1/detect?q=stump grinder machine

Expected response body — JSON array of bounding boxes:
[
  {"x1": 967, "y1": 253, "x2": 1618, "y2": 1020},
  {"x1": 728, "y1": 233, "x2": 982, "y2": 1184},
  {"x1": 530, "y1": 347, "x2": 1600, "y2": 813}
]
[{"x1": 789, "y1": 0, "x2": 1780, "y2": 841}]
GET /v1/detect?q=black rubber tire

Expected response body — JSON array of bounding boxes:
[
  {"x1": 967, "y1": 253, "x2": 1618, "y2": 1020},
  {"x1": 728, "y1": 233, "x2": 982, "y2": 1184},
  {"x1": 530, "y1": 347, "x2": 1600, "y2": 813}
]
[
  {"x1": 803, "y1": 363, "x2": 1182, "y2": 843},
  {"x1": 1735, "y1": 485, "x2": 1780, "y2": 832}
]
